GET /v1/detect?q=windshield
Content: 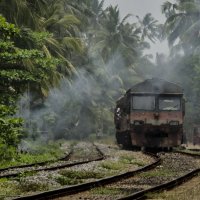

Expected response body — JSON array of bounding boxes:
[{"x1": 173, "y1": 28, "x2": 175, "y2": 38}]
[
  {"x1": 132, "y1": 96, "x2": 155, "y2": 110},
  {"x1": 159, "y1": 97, "x2": 180, "y2": 111}
]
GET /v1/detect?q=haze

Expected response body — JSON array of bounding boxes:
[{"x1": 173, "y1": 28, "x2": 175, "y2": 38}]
[{"x1": 104, "y1": 0, "x2": 175, "y2": 59}]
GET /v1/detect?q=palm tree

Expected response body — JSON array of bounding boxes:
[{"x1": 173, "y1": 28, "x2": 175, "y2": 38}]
[
  {"x1": 0, "y1": 0, "x2": 44, "y2": 30},
  {"x1": 0, "y1": 15, "x2": 60, "y2": 101},
  {"x1": 90, "y1": 6, "x2": 136, "y2": 62},
  {"x1": 87, "y1": 0, "x2": 105, "y2": 29},
  {"x1": 162, "y1": 0, "x2": 200, "y2": 55},
  {"x1": 39, "y1": 1, "x2": 84, "y2": 74},
  {"x1": 136, "y1": 13, "x2": 160, "y2": 43},
  {"x1": 0, "y1": 0, "x2": 86, "y2": 98}
]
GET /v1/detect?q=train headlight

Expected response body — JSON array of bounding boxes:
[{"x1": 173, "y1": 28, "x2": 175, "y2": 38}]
[
  {"x1": 169, "y1": 121, "x2": 179, "y2": 126},
  {"x1": 134, "y1": 120, "x2": 144, "y2": 125}
]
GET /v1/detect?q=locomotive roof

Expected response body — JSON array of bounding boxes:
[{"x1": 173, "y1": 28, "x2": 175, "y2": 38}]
[{"x1": 127, "y1": 78, "x2": 183, "y2": 94}]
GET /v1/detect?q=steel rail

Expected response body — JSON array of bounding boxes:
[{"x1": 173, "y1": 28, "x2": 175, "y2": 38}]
[
  {"x1": 12, "y1": 152, "x2": 160, "y2": 200},
  {"x1": 0, "y1": 144, "x2": 105, "y2": 179},
  {"x1": 0, "y1": 149, "x2": 73, "y2": 173},
  {"x1": 117, "y1": 169, "x2": 200, "y2": 200},
  {"x1": 187, "y1": 148, "x2": 200, "y2": 152},
  {"x1": 117, "y1": 150, "x2": 200, "y2": 200},
  {"x1": 174, "y1": 150, "x2": 200, "y2": 157}
]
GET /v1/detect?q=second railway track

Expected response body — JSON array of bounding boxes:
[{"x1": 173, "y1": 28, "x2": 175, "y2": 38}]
[
  {"x1": 118, "y1": 151, "x2": 200, "y2": 200},
  {"x1": 59, "y1": 151, "x2": 200, "y2": 200},
  {"x1": 3, "y1": 147, "x2": 200, "y2": 200},
  {"x1": 12, "y1": 150, "x2": 160, "y2": 200}
]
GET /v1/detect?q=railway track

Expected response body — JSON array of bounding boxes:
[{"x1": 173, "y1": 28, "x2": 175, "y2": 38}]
[
  {"x1": 0, "y1": 149, "x2": 73, "y2": 177},
  {"x1": 5, "y1": 148, "x2": 200, "y2": 200},
  {"x1": 117, "y1": 150, "x2": 200, "y2": 200},
  {"x1": 0, "y1": 143, "x2": 104, "y2": 179},
  {"x1": 12, "y1": 152, "x2": 160, "y2": 200},
  {"x1": 118, "y1": 169, "x2": 200, "y2": 200}
]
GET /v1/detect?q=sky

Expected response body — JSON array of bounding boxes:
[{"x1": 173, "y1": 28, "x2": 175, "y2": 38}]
[{"x1": 104, "y1": 0, "x2": 175, "y2": 61}]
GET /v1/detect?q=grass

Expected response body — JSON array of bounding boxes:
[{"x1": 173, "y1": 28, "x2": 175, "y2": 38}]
[
  {"x1": 56, "y1": 170, "x2": 105, "y2": 186},
  {"x1": 0, "y1": 178, "x2": 21, "y2": 199},
  {"x1": 100, "y1": 155, "x2": 146, "y2": 172},
  {"x1": 146, "y1": 174, "x2": 200, "y2": 200},
  {"x1": 0, "y1": 140, "x2": 65, "y2": 169},
  {"x1": 18, "y1": 179, "x2": 49, "y2": 192},
  {"x1": 55, "y1": 176, "x2": 82, "y2": 185},
  {"x1": 120, "y1": 155, "x2": 146, "y2": 166},
  {"x1": 100, "y1": 161, "x2": 124, "y2": 170},
  {"x1": 139, "y1": 169, "x2": 176, "y2": 178},
  {"x1": 179, "y1": 149, "x2": 200, "y2": 155}
]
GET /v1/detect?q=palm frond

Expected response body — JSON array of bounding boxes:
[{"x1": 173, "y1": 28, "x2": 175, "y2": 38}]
[
  {"x1": 62, "y1": 37, "x2": 84, "y2": 53},
  {"x1": 121, "y1": 14, "x2": 132, "y2": 25},
  {"x1": 42, "y1": 45, "x2": 52, "y2": 58},
  {"x1": 179, "y1": 2, "x2": 200, "y2": 13},
  {"x1": 56, "y1": 15, "x2": 80, "y2": 27},
  {"x1": 181, "y1": 19, "x2": 200, "y2": 41}
]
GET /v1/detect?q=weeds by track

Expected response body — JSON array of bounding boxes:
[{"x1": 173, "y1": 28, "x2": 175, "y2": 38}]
[
  {"x1": 0, "y1": 150, "x2": 73, "y2": 173},
  {"x1": 117, "y1": 150, "x2": 200, "y2": 200},
  {"x1": 0, "y1": 143, "x2": 105, "y2": 179},
  {"x1": 9, "y1": 149, "x2": 200, "y2": 200},
  {"x1": 12, "y1": 152, "x2": 160, "y2": 200}
]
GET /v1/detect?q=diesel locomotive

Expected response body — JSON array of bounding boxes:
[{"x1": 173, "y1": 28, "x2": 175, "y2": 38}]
[{"x1": 114, "y1": 78, "x2": 185, "y2": 149}]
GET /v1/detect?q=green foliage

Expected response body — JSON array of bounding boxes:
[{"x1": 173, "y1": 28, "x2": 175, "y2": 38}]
[
  {"x1": 139, "y1": 168, "x2": 176, "y2": 178},
  {"x1": 18, "y1": 178, "x2": 49, "y2": 192},
  {"x1": 120, "y1": 155, "x2": 145, "y2": 166},
  {"x1": 0, "y1": 15, "x2": 61, "y2": 96},
  {"x1": 0, "y1": 178, "x2": 21, "y2": 199},
  {"x1": 162, "y1": 0, "x2": 200, "y2": 131},
  {"x1": 11, "y1": 1, "x2": 159, "y2": 142},
  {"x1": 55, "y1": 176, "x2": 82, "y2": 186},
  {"x1": 162, "y1": 0, "x2": 200, "y2": 55},
  {"x1": 0, "y1": 1, "x2": 161, "y2": 162},
  {"x1": 100, "y1": 161, "x2": 124, "y2": 170},
  {"x1": 0, "y1": 140, "x2": 65, "y2": 169},
  {"x1": 56, "y1": 169, "x2": 104, "y2": 185},
  {"x1": 0, "y1": 104, "x2": 23, "y2": 161},
  {"x1": 0, "y1": 15, "x2": 62, "y2": 161},
  {"x1": 0, "y1": 15, "x2": 19, "y2": 39}
]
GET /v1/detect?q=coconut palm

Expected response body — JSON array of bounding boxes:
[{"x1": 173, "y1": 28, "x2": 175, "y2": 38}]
[
  {"x1": 0, "y1": 0, "x2": 45, "y2": 30},
  {"x1": 162, "y1": 0, "x2": 200, "y2": 55},
  {"x1": 0, "y1": 0, "x2": 86, "y2": 98},
  {"x1": 90, "y1": 6, "x2": 137, "y2": 62},
  {"x1": 87, "y1": 0, "x2": 105, "y2": 29},
  {"x1": 136, "y1": 13, "x2": 160, "y2": 43}
]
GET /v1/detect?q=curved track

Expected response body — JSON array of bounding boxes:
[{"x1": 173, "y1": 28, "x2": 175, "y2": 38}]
[
  {"x1": 117, "y1": 150, "x2": 200, "y2": 200},
  {"x1": 12, "y1": 152, "x2": 160, "y2": 200},
  {"x1": 9, "y1": 149, "x2": 200, "y2": 200},
  {"x1": 0, "y1": 143, "x2": 104, "y2": 179},
  {"x1": 0, "y1": 150, "x2": 73, "y2": 173},
  {"x1": 118, "y1": 169, "x2": 200, "y2": 200}
]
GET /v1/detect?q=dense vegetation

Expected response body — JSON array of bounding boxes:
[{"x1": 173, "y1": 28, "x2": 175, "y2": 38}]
[{"x1": 0, "y1": 0, "x2": 200, "y2": 161}]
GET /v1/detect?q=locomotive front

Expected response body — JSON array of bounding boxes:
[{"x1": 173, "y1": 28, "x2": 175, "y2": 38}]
[{"x1": 115, "y1": 78, "x2": 185, "y2": 149}]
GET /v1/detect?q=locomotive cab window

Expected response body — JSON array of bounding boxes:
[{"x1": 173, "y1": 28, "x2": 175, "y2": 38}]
[
  {"x1": 159, "y1": 97, "x2": 181, "y2": 111},
  {"x1": 132, "y1": 96, "x2": 155, "y2": 110}
]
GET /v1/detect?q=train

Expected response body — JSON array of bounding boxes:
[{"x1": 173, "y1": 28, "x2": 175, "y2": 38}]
[{"x1": 114, "y1": 78, "x2": 185, "y2": 149}]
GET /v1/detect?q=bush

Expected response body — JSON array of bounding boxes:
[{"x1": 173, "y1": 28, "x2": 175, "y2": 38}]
[{"x1": 0, "y1": 105, "x2": 23, "y2": 161}]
